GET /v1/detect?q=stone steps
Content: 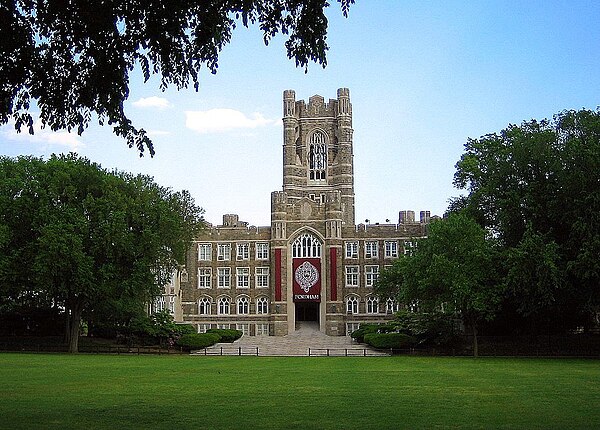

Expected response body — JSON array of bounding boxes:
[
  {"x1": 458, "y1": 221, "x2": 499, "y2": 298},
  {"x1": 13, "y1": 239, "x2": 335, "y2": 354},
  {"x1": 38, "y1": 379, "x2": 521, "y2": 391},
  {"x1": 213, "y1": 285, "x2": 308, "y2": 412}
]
[{"x1": 192, "y1": 322, "x2": 389, "y2": 357}]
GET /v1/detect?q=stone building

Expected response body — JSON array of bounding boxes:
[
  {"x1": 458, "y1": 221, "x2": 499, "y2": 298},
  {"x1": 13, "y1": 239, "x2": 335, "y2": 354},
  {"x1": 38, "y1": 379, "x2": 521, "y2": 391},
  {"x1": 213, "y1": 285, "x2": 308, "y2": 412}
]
[{"x1": 160, "y1": 89, "x2": 435, "y2": 336}]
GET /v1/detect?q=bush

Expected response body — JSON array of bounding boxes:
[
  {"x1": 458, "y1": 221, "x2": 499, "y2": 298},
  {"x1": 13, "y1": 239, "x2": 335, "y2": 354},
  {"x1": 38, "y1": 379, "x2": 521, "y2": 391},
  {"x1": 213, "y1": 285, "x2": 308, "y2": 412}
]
[
  {"x1": 392, "y1": 311, "x2": 460, "y2": 347},
  {"x1": 351, "y1": 323, "x2": 398, "y2": 343},
  {"x1": 350, "y1": 324, "x2": 379, "y2": 343},
  {"x1": 176, "y1": 333, "x2": 221, "y2": 351},
  {"x1": 364, "y1": 332, "x2": 415, "y2": 350},
  {"x1": 206, "y1": 328, "x2": 243, "y2": 343},
  {"x1": 172, "y1": 324, "x2": 196, "y2": 337}
]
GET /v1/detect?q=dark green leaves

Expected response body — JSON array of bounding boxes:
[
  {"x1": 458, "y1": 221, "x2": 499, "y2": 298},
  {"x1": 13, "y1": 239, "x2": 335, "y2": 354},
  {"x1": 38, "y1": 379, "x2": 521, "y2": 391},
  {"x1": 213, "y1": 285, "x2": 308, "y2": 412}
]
[{"x1": 0, "y1": 0, "x2": 354, "y2": 155}]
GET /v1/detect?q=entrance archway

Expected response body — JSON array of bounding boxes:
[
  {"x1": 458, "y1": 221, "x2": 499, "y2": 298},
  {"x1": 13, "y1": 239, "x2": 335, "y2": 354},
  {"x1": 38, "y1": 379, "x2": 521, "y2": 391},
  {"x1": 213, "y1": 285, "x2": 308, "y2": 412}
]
[
  {"x1": 290, "y1": 231, "x2": 324, "y2": 333},
  {"x1": 295, "y1": 302, "x2": 319, "y2": 322}
]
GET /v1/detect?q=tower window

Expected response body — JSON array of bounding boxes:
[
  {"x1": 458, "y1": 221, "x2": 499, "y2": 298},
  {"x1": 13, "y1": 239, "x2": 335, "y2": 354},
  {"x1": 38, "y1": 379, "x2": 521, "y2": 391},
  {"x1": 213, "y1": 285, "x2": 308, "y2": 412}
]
[
  {"x1": 292, "y1": 233, "x2": 322, "y2": 258},
  {"x1": 308, "y1": 130, "x2": 327, "y2": 181}
]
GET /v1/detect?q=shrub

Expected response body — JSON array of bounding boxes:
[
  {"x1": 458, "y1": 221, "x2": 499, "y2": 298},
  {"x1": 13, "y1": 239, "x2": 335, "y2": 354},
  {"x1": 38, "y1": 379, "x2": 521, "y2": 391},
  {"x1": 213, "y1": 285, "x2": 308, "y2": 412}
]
[
  {"x1": 206, "y1": 329, "x2": 243, "y2": 343},
  {"x1": 172, "y1": 324, "x2": 196, "y2": 337},
  {"x1": 364, "y1": 332, "x2": 415, "y2": 349},
  {"x1": 176, "y1": 333, "x2": 221, "y2": 351},
  {"x1": 350, "y1": 324, "x2": 379, "y2": 343},
  {"x1": 392, "y1": 311, "x2": 460, "y2": 347}
]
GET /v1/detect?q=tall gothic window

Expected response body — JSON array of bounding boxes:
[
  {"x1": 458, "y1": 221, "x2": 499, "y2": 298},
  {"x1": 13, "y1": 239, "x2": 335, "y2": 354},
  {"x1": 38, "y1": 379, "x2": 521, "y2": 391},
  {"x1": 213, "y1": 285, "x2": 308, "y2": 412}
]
[
  {"x1": 308, "y1": 130, "x2": 327, "y2": 181},
  {"x1": 292, "y1": 233, "x2": 322, "y2": 258}
]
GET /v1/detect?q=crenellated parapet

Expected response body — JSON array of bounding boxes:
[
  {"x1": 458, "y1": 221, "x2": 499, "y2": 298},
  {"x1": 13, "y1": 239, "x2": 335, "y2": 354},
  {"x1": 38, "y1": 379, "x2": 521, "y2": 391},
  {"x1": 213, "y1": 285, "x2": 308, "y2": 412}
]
[{"x1": 398, "y1": 210, "x2": 434, "y2": 224}]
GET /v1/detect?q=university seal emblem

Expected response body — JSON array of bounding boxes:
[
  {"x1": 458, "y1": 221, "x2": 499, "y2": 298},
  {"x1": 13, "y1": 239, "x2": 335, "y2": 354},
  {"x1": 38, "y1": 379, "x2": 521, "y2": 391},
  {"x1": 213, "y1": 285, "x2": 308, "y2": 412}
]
[{"x1": 294, "y1": 261, "x2": 319, "y2": 293}]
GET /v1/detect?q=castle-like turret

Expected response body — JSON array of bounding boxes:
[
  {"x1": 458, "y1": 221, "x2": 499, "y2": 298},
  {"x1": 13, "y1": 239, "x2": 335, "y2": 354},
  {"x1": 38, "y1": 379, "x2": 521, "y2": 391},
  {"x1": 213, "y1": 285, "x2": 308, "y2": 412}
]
[{"x1": 280, "y1": 88, "x2": 355, "y2": 226}]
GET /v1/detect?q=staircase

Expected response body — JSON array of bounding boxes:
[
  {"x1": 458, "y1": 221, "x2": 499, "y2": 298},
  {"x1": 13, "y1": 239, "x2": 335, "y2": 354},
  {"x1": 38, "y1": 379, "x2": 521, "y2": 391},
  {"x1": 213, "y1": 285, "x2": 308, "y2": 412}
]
[{"x1": 193, "y1": 322, "x2": 389, "y2": 357}]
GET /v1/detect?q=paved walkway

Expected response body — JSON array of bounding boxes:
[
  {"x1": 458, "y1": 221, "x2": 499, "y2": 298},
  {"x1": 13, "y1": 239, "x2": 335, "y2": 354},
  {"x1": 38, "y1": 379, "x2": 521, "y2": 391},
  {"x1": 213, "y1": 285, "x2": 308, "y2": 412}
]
[{"x1": 192, "y1": 322, "x2": 389, "y2": 357}]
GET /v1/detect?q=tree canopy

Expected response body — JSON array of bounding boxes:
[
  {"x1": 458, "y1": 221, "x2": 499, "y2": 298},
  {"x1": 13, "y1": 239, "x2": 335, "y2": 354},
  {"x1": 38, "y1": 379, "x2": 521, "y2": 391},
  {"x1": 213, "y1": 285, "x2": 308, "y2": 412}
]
[
  {"x1": 1, "y1": 0, "x2": 355, "y2": 156},
  {"x1": 376, "y1": 213, "x2": 503, "y2": 356},
  {"x1": 0, "y1": 154, "x2": 204, "y2": 352},
  {"x1": 453, "y1": 109, "x2": 600, "y2": 331}
]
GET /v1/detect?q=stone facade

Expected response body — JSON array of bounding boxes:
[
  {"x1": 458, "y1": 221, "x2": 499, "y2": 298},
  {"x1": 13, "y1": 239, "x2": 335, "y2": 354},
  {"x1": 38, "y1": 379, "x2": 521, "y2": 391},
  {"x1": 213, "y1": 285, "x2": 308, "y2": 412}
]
[{"x1": 159, "y1": 89, "x2": 435, "y2": 336}]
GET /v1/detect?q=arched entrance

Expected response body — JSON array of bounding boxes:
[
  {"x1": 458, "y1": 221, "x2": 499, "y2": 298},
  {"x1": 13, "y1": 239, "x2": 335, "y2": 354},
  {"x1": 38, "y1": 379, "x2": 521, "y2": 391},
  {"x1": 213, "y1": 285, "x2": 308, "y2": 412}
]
[
  {"x1": 290, "y1": 232, "x2": 324, "y2": 333},
  {"x1": 295, "y1": 302, "x2": 319, "y2": 322}
]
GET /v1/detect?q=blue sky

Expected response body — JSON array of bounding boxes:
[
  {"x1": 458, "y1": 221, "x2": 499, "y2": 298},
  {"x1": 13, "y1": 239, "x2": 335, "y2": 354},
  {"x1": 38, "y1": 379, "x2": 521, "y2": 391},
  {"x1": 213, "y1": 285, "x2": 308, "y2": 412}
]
[{"x1": 2, "y1": 1, "x2": 600, "y2": 226}]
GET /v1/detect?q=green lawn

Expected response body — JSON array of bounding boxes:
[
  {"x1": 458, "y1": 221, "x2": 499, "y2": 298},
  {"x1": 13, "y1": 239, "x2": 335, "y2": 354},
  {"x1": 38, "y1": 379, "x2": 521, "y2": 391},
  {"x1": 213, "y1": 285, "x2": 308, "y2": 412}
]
[{"x1": 0, "y1": 354, "x2": 598, "y2": 429}]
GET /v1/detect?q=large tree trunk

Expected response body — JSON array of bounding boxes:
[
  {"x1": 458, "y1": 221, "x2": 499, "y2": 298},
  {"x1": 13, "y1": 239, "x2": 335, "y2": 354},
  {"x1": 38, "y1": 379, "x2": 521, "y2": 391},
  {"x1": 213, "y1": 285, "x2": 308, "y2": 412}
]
[
  {"x1": 472, "y1": 323, "x2": 479, "y2": 358},
  {"x1": 66, "y1": 302, "x2": 83, "y2": 353}
]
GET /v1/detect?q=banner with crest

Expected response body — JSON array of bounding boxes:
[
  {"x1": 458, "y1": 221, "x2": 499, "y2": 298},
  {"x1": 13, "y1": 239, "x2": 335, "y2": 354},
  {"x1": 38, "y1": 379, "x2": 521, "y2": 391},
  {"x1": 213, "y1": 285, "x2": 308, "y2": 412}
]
[{"x1": 292, "y1": 258, "x2": 321, "y2": 302}]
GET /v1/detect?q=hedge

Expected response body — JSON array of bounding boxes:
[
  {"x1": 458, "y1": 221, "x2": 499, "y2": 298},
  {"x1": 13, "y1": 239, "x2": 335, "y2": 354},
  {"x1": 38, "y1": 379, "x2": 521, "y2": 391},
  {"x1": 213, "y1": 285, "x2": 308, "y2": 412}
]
[
  {"x1": 176, "y1": 333, "x2": 221, "y2": 351},
  {"x1": 364, "y1": 332, "x2": 415, "y2": 349},
  {"x1": 350, "y1": 324, "x2": 379, "y2": 343},
  {"x1": 173, "y1": 324, "x2": 197, "y2": 337},
  {"x1": 206, "y1": 329, "x2": 243, "y2": 343}
]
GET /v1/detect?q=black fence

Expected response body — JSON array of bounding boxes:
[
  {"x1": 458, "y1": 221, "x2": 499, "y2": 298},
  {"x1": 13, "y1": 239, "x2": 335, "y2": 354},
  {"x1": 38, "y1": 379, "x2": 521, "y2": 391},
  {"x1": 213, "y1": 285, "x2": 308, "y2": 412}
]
[
  {"x1": 2, "y1": 334, "x2": 599, "y2": 357},
  {"x1": 0, "y1": 342, "x2": 186, "y2": 355}
]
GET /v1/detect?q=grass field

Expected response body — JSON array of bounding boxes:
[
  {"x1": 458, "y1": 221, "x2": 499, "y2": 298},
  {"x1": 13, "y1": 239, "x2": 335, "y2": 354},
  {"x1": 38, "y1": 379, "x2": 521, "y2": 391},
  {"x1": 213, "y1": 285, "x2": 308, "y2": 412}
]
[{"x1": 1, "y1": 354, "x2": 599, "y2": 429}]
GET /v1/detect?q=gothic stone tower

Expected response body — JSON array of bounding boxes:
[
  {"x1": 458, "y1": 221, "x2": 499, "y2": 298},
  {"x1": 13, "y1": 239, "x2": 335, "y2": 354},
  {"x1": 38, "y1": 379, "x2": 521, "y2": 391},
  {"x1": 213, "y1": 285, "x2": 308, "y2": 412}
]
[
  {"x1": 271, "y1": 88, "x2": 354, "y2": 336},
  {"x1": 177, "y1": 88, "x2": 431, "y2": 339}
]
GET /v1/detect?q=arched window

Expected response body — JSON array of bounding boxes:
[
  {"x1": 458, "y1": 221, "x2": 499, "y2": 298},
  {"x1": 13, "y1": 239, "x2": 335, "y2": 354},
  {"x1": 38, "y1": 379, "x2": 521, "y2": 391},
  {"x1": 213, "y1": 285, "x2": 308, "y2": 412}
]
[
  {"x1": 256, "y1": 296, "x2": 269, "y2": 314},
  {"x1": 366, "y1": 296, "x2": 379, "y2": 314},
  {"x1": 218, "y1": 297, "x2": 230, "y2": 315},
  {"x1": 198, "y1": 297, "x2": 211, "y2": 315},
  {"x1": 346, "y1": 296, "x2": 359, "y2": 314},
  {"x1": 292, "y1": 233, "x2": 322, "y2": 258},
  {"x1": 237, "y1": 296, "x2": 249, "y2": 315},
  {"x1": 386, "y1": 298, "x2": 399, "y2": 314},
  {"x1": 308, "y1": 130, "x2": 327, "y2": 181}
]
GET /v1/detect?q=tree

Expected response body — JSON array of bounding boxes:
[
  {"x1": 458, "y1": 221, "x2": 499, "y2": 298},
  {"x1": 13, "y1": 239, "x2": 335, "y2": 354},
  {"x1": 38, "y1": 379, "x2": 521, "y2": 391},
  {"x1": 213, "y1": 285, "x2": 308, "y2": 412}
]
[
  {"x1": 376, "y1": 213, "x2": 503, "y2": 356},
  {"x1": 454, "y1": 109, "x2": 600, "y2": 331},
  {"x1": 0, "y1": 154, "x2": 204, "y2": 352},
  {"x1": 1, "y1": 0, "x2": 355, "y2": 156}
]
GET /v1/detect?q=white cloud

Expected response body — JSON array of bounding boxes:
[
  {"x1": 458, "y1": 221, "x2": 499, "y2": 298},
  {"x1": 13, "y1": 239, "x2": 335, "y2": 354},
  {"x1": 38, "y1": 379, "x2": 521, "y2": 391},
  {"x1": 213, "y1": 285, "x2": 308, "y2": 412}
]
[
  {"x1": 132, "y1": 96, "x2": 173, "y2": 109},
  {"x1": 1, "y1": 119, "x2": 83, "y2": 150},
  {"x1": 185, "y1": 109, "x2": 275, "y2": 134}
]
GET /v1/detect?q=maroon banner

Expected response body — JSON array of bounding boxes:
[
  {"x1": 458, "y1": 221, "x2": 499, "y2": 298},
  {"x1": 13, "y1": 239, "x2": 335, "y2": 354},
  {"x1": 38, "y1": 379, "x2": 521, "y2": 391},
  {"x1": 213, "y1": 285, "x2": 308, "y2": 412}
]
[
  {"x1": 330, "y1": 248, "x2": 337, "y2": 301},
  {"x1": 275, "y1": 249, "x2": 282, "y2": 301},
  {"x1": 292, "y1": 258, "x2": 321, "y2": 302}
]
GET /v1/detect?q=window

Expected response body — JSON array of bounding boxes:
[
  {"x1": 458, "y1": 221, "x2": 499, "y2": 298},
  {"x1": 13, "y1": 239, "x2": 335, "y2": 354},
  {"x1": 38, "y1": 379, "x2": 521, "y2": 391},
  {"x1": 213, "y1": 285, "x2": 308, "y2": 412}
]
[
  {"x1": 384, "y1": 241, "x2": 398, "y2": 258},
  {"x1": 237, "y1": 296, "x2": 249, "y2": 314},
  {"x1": 198, "y1": 243, "x2": 212, "y2": 261},
  {"x1": 256, "y1": 296, "x2": 269, "y2": 314},
  {"x1": 308, "y1": 130, "x2": 327, "y2": 181},
  {"x1": 386, "y1": 298, "x2": 400, "y2": 314},
  {"x1": 236, "y1": 243, "x2": 249, "y2": 260},
  {"x1": 345, "y1": 241, "x2": 358, "y2": 259},
  {"x1": 367, "y1": 296, "x2": 379, "y2": 314},
  {"x1": 345, "y1": 266, "x2": 359, "y2": 287},
  {"x1": 255, "y1": 267, "x2": 269, "y2": 288},
  {"x1": 346, "y1": 296, "x2": 359, "y2": 314},
  {"x1": 256, "y1": 323, "x2": 270, "y2": 336},
  {"x1": 167, "y1": 295, "x2": 175, "y2": 313},
  {"x1": 365, "y1": 265, "x2": 380, "y2": 287},
  {"x1": 198, "y1": 268, "x2": 211, "y2": 289},
  {"x1": 292, "y1": 233, "x2": 321, "y2": 258},
  {"x1": 154, "y1": 296, "x2": 165, "y2": 313},
  {"x1": 408, "y1": 300, "x2": 420, "y2": 313},
  {"x1": 218, "y1": 297, "x2": 230, "y2": 315},
  {"x1": 197, "y1": 323, "x2": 211, "y2": 333},
  {"x1": 256, "y1": 242, "x2": 269, "y2": 260},
  {"x1": 198, "y1": 297, "x2": 211, "y2": 315},
  {"x1": 217, "y1": 243, "x2": 231, "y2": 261},
  {"x1": 346, "y1": 322, "x2": 361, "y2": 336},
  {"x1": 217, "y1": 323, "x2": 231, "y2": 329},
  {"x1": 364, "y1": 241, "x2": 379, "y2": 258},
  {"x1": 236, "y1": 323, "x2": 250, "y2": 336},
  {"x1": 217, "y1": 267, "x2": 231, "y2": 288},
  {"x1": 404, "y1": 240, "x2": 417, "y2": 256},
  {"x1": 236, "y1": 267, "x2": 250, "y2": 288}
]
